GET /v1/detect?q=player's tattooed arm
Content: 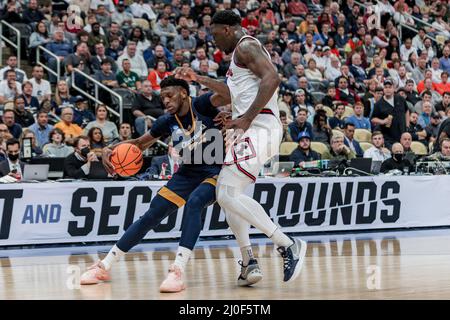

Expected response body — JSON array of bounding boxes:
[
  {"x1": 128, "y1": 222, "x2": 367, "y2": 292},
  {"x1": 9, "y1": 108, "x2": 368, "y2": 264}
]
[{"x1": 234, "y1": 39, "x2": 281, "y2": 124}]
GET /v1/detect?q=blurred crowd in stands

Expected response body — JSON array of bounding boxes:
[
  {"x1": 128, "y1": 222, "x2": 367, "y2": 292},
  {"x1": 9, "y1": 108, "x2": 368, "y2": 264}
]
[{"x1": 0, "y1": 0, "x2": 449, "y2": 179}]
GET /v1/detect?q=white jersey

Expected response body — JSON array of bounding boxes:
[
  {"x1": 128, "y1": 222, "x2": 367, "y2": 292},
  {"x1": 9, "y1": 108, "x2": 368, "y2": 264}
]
[
  {"x1": 223, "y1": 36, "x2": 282, "y2": 182},
  {"x1": 227, "y1": 35, "x2": 280, "y2": 121}
]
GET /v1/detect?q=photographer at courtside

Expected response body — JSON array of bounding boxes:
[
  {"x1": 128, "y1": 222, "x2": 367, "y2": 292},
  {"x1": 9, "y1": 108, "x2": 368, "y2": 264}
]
[{"x1": 63, "y1": 135, "x2": 108, "y2": 179}]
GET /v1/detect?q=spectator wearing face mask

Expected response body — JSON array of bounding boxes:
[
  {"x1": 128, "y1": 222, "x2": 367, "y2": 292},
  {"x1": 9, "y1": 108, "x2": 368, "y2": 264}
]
[
  {"x1": 0, "y1": 138, "x2": 25, "y2": 178},
  {"x1": 380, "y1": 143, "x2": 413, "y2": 173},
  {"x1": 63, "y1": 135, "x2": 108, "y2": 179}
]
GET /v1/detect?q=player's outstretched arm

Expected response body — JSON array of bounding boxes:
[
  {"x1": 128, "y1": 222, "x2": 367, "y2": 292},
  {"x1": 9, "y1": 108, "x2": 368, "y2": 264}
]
[
  {"x1": 174, "y1": 67, "x2": 231, "y2": 103},
  {"x1": 229, "y1": 40, "x2": 281, "y2": 131}
]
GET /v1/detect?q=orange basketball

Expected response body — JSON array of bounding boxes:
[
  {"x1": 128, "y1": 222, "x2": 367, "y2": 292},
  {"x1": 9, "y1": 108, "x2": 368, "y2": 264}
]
[{"x1": 110, "y1": 143, "x2": 143, "y2": 177}]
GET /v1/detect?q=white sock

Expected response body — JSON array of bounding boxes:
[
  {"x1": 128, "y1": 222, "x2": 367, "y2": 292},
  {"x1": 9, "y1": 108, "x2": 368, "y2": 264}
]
[
  {"x1": 240, "y1": 245, "x2": 254, "y2": 266},
  {"x1": 173, "y1": 246, "x2": 192, "y2": 271},
  {"x1": 101, "y1": 245, "x2": 125, "y2": 271},
  {"x1": 270, "y1": 228, "x2": 293, "y2": 248}
]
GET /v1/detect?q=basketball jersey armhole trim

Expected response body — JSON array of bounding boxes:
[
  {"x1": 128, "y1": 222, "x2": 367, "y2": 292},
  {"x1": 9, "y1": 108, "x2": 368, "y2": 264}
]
[{"x1": 232, "y1": 36, "x2": 271, "y2": 69}]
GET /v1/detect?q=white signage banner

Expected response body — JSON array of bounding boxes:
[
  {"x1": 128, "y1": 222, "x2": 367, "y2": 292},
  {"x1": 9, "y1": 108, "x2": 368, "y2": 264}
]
[{"x1": 1, "y1": 176, "x2": 450, "y2": 246}]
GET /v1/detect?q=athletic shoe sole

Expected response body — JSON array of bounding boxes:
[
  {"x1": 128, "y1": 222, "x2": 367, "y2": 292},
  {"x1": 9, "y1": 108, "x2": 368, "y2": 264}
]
[
  {"x1": 159, "y1": 284, "x2": 186, "y2": 293},
  {"x1": 237, "y1": 269, "x2": 263, "y2": 287}
]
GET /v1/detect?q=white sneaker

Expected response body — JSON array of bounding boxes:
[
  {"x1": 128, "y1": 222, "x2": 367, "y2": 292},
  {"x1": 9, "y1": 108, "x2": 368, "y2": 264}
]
[{"x1": 237, "y1": 259, "x2": 263, "y2": 286}]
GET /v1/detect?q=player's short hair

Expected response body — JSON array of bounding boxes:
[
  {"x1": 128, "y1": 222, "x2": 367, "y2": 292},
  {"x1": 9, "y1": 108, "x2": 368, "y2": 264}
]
[
  {"x1": 160, "y1": 76, "x2": 190, "y2": 95},
  {"x1": 212, "y1": 10, "x2": 241, "y2": 26}
]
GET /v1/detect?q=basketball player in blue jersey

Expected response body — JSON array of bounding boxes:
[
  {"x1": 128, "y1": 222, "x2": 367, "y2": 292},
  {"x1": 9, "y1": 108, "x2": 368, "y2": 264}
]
[
  {"x1": 79, "y1": 77, "x2": 261, "y2": 292},
  {"x1": 176, "y1": 10, "x2": 307, "y2": 283}
]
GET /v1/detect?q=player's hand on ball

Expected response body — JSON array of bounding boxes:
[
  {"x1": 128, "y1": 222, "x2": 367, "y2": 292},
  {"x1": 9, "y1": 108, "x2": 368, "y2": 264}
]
[{"x1": 101, "y1": 147, "x2": 116, "y2": 176}]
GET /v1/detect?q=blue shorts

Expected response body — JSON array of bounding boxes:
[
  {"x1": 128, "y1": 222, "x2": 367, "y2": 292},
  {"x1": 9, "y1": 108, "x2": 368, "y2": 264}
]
[{"x1": 157, "y1": 165, "x2": 221, "y2": 207}]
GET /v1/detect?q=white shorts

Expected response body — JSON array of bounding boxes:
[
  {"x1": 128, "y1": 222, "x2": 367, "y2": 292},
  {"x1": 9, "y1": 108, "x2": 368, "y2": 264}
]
[{"x1": 223, "y1": 114, "x2": 282, "y2": 182}]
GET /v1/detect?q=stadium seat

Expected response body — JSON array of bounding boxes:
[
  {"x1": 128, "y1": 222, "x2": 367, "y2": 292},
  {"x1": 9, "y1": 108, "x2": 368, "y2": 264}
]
[
  {"x1": 354, "y1": 129, "x2": 372, "y2": 143},
  {"x1": 292, "y1": 17, "x2": 304, "y2": 25},
  {"x1": 309, "y1": 81, "x2": 325, "y2": 92},
  {"x1": 332, "y1": 129, "x2": 343, "y2": 137},
  {"x1": 280, "y1": 142, "x2": 298, "y2": 156},
  {"x1": 322, "y1": 106, "x2": 334, "y2": 117},
  {"x1": 256, "y1": 34, "x2": 268, "y2": 43},
  {"x1": 311, "y1": 91, "x2": 326, "y2": 103},
  {"x1": 132, "y1": 18, "x2": 150, "y2": 30},
  {"x1": 436, "y1": 35, "x2": 446, "y2": 45},
  {"x1": 311, "y1": 141, "x2": 330, "y2": 156},
  {"x1": 360, "y1": 142, "x2": 374, "y2": 152},
  {"x1": 411, "y1": 141, "x2": 428, "y2": 155},
  {"x1": 11, "y1": 23, "x2": 33, "y2": 59},
  {"x1": 3, "y1": 101, "x2": 14, "y2": 111},
  {"x1": 112, "y1": 88, "x2": 136, "y2": 110},
  {"x1": 343, "y1": 106, "x2": 355, "y2": 118}
]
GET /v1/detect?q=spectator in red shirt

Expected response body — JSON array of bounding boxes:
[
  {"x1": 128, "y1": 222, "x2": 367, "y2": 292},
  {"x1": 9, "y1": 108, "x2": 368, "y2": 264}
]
[
  {"x1": 288, "y1": 0, "x2": 308, "y2": 17},
  {"x1": 241, "y1": 9, "x2": 260, "y2": 34},
  {"x1": 147, "y1": 61, "x2": 172, "y2": 93},
  {"x1": 256, "y1": 0, "x2": 276, "y2": 25},
  {"x1": 434, "y1": 72, "x2": 450, "y2": 95}
]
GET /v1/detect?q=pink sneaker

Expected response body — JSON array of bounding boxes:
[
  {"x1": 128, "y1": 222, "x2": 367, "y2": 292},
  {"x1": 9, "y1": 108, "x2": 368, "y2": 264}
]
[
  {"x1": 159, "y1": 264, "x2": 186, "y2": 293},
  {"x1": 80, "y1": 261, "x2": 111, "y2": 285}
]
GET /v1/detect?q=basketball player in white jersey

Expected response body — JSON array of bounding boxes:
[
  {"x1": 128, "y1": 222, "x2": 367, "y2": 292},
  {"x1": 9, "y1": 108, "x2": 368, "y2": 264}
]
[{"x1": 176, "y1": 10, "x2": 307, "y2": 284}]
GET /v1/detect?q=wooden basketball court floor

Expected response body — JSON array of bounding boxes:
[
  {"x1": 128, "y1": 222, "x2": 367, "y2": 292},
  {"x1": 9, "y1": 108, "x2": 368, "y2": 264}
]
[{"x1": 1, "y1": 228, "x2": 450, "y2": 300}]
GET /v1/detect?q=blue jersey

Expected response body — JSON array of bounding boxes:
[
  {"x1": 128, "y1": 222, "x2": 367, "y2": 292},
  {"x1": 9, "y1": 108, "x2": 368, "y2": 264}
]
[{"x1": 150, "y1": 92, "x2": 223, "y2": 175}]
